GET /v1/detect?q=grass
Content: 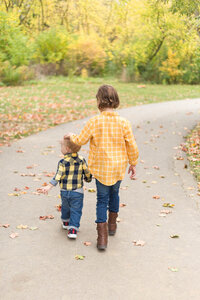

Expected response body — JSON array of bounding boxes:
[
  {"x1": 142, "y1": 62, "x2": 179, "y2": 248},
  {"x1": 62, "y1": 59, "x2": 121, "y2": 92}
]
[
  {"x1": 0, "y1": 76, "x2": 200, "y2": 146},
  {"x1": 185, "y1": 123, "x2": 200, "y2": 192}
]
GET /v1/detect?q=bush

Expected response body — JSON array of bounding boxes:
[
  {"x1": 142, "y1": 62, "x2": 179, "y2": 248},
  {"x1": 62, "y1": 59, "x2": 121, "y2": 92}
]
[
  {"x1": 34, "y1": 27, "x2": 69, "y2": 64},
  {"x1": 0, "y1": 12, "x2": 31, "y2": 67},
  {"x1": 66, "y1": 34, "x2": 106, "y2": 76},
  {"x1": 0, "y1": 61, "x2": 34, "y2": 86}
]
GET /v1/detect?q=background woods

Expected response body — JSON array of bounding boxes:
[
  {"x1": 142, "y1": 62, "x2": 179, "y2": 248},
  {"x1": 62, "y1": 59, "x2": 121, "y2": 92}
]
[{"x1": 0, "y1": 0, "x2": 200, "y2": 85}]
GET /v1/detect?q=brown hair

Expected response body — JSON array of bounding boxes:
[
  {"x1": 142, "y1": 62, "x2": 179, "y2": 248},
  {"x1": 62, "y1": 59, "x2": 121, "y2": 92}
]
[
  {"x1": 62, "y1": 137, "x2": 81, "y2": 153},
  {"x1": 96, "y1": 85, "x2": 120, "y2": 110}
]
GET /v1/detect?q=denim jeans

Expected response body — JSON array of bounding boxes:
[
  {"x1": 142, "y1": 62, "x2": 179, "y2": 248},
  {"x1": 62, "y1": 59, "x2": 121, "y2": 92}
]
[
  {"x1": 60, "y1": 190, "x2": 83, "y2": 231},
  {"x1": 95, "y1": 179, "x2": 121, "y2": 223}
]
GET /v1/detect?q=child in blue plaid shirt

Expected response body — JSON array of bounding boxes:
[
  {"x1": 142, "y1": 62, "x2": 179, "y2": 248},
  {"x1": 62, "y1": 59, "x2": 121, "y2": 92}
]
[{"x1": 40, "y1": 137, "x2": 92, "y2": 239}]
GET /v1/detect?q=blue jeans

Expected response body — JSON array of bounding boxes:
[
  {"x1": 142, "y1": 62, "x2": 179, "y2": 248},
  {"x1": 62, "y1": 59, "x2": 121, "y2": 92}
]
[
  {"x1": 60, "y1": 190, "x2": 83, "y2": 231},
  {"x1": 95, "y1": 179, "x2": 121, "y2": 223}
]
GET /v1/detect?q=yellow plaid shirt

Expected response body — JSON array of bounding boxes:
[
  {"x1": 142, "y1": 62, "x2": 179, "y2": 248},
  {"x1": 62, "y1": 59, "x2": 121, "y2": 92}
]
[{"x1": 71, "y1": 111, "x2": 139, "y2": 186}]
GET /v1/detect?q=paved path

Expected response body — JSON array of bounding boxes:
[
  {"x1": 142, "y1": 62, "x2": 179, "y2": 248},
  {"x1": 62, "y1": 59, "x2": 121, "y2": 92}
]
[{"x1": 0, "y1": 99, "x2": 200, "y2": 300}]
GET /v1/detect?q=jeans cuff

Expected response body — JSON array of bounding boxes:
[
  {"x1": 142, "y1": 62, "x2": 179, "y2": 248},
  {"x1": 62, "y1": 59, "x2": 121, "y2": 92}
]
[
  {"x1": 68, "y1": 225, "x2": 79, "y2": 231},
  {"x1": 62, "y1": 218, "x2": 70, "y2": 222}
]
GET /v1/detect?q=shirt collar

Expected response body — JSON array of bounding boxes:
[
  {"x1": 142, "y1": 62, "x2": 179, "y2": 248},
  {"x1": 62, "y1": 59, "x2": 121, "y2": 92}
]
[
  {"x1": 64, "y1": 153, "x2": 78, "y2": 158},
  {"x1": 101, "y1": 111, "x2": 119, "y2": 116}
]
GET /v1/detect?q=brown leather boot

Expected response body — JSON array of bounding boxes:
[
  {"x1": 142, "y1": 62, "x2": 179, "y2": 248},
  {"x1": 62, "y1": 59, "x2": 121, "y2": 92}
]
[
  {"x1": 96, "y1": 222, "x2": 108, "y2": 250},
  {"x1": 108, "y1": 212, "x2": 118, "y2": 236}
]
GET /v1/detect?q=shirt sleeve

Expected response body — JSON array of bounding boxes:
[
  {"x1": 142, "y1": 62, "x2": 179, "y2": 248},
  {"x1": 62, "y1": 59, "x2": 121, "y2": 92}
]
[
  {"x1": 124, "y1": 120, "x2": 139, "y2": 166},
  {"x1": 50, "y1": 161, "x2": 64, "y2": 186},
  {"x1": 82, "y1": 158, "x2": 92, "y2": 183},
  {"x1": 71, "y1": 119, "x2": 93, "y2": 146}
]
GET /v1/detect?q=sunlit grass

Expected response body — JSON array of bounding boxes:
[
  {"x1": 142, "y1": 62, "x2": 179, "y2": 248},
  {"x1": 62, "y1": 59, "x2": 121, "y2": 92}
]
[{"x1": 1, "y1": 76, "x2": 200, "y2": 145}]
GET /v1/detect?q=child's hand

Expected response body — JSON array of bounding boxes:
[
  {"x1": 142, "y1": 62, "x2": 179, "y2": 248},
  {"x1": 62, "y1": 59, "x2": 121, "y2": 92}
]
[
  {"x1": 128, "y1": 165, "x2": 136, "y2": 180},
  {"x1": 37, "y1": 185, "x2": 52, "y2": 195}
]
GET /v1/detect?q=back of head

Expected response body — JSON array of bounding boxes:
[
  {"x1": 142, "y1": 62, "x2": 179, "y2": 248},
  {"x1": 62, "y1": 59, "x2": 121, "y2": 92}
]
[
  {"x1": 63, "y1": 137, "x2": 81, "y2": 153},
  {"x1": 96, "y1": 85, "x2": 120, "y2": 110}
]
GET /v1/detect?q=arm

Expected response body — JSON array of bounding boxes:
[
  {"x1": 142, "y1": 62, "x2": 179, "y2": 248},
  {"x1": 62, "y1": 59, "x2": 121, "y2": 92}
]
[
  {"x1": 37, "y1": 161, "x2": 64, "y2": 194},
  {"x1": 82, "y1": 159, "x2": 92, "y2": 182},
  {"x1": 68, "y1": 119, "x2": 93, "y2": 146},
  {"x1": 124, "y1": 120, "x2": 139, "y2": 178}
]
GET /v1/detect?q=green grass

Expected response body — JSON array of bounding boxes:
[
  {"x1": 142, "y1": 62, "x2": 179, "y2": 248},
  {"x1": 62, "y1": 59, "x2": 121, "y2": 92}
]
[{"x1": 0, "y1": 76, "x2": 200, "y2": 145}]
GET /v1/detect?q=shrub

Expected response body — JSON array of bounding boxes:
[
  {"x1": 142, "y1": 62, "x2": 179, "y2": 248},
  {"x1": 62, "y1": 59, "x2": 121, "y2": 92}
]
[
  {"x1": 0, "y1": 61, "x2": 34, "y2": 86},
  {"x1": 34, "y1": 27, "x2": 69, "y2": 64},
  {"x1": 66, "y1": 35, "x2": 106, "y2": 76}
]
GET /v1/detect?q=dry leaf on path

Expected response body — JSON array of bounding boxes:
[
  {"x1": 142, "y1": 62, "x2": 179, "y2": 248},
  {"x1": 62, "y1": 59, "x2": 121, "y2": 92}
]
[
  {"x1": 160, "y1": 210, "x2": 172, "y2": 215},
  {"x1": 39, "y1": 215, "x2": 54, "y2": 220},
  {"x1": 120, "y1": 186, "x2": 129, "y2": 190},
  {"x1": 8, "y1": 193, "x2": 20, "y2": 196},
  {"x1": 16, "y1": 224, "x2": 28, "y2": 229},
  {"x1": 29, "y1": 227, "x2": 38, "y2": 231},
  {"x1": 153, "y1": 165, "x2": 160, "y2": 170},
  {"x1": 56, "y1": 204, "x2": 61, "y2": 211},
  {"x1": 132, "y1": 240, "x2": 146, "y2": 246},
  {"x1": 153, "y1": 195, "x2": 160, "y2": 199},
  {"x1": 75, "y1": 255, "x2": 85, "y2": 260},
  {"x1": 10, "y1": 233, "x2": 19, "y2": 239},
  {"x1": 120, "y1": 203, "x2": 127, "y2": 207},
  {"x1": 168, "y1": 267, "x2": 178, "y2": 272},
  {"x1": 2, "y1": 224, "x2": 10, "y2": 228},
  {"x1": 163, "y1": 203, "x2": 175, "y2": 208},
  {"x1": 83, "y1": 241, "x2": 91, "y2": 246},
  {"x1": 170, "y1": 235, "x2": 179, "y2": 239}
]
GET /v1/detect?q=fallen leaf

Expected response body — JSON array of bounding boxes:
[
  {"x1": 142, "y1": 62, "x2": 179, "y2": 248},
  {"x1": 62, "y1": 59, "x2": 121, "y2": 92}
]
[
  {"x1": 26, "y1": 165, "x2": 34, "y2": 169},
  {"x1": 88, "y1": 188, "x2": 96, "y2": 193},
  {"x1": 16, "y1": 150, "x2": 25, "y2": 153},
  {"x1": 151, "y1": 181, "x2": 157, "y2": 184},
  {"x1": 120, "y1": 186, "x2": 129, "y2": 190},
  {"x1": 39, "y1": 215, "x2": 54, "y2": 220},
  {"x1": 160, "y1": 210, "x2": 172, "y2": 215},
  {"x1": 170, "y1": 235, "x2": 179, "y2": 239},
  {"x1": 8, "y1": 193, "x2": 20, "y2": 196},
  {"x1": 10, "y1": 233, "x2": 19, "y2": 239},
  {"x1": 120, "y1": 203, "x2": 127, "y2": 207},
  {"x1": 24, "y1": 186, "x2": 30, "y2": 190},
  {"x1": 160, "y1": 175, "x2": 165, "y2": 178},
  {"x1": 168, "y1": 267, "x2": 178, "y2": 272},
  {"x1": 56, "y1": 204, "x2": 62, "y2": 211},
  {"x1": 116, "y1": 217, "x2": 121, "y2": 222},
  {"x1": 83, "y1": 241, "x2": 91, "y2": 246},
  {"x1": 153, "y1": 165, "x2": 160, "y2": 170},
  {"x1": 153, "y1": 195, "x2": 160, "y2": 199},
  {"x1": 187, "y1": 187, "x2": 195, "y2": 190},
  {"x1": 176, "y1": 156, "x2": 184, "y2": 160},
  {"x1": 163, "y1": 203, "x2": 175, "y2": 208},
  {"x1": 14, "y1": 187, "x2": 21, "y2": 191},
  {"x1": 132, "y1": 240, "x2": 146, "y2": 246},
  {"x1": 42, "y1": 182, "x2": 48, "y2": 186},
  {"x1": 142, "y1": 180, "x2": 147, "y2": 183},
  {"x1": 2, "y1": 224, "x2": 10, "y2": 228},
  {"x1": 16, "y1": 224, "x2": 28, "y2": 229},
  {"x1": 29, "y1": 226, "x2": 38, "y2": 231},
  {"x1": 75, "y1": 255, "x2": 85, "y2": 260}
]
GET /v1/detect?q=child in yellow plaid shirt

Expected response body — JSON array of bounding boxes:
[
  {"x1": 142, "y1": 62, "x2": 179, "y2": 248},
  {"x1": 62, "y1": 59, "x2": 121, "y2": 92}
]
[
  {"x1": 67, "y1": 85, "x2": 139, "y2": 249},
  {"x1": 39, "y1": 137, "x2": 92, "y2": 239}
]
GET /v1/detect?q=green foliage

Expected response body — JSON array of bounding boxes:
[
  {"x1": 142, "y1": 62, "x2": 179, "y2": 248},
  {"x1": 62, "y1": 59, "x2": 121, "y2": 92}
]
[
  {"x1": 66, "y1": 34, "x2": 106, "y2": 76},
  {"x1": 0, "y1": 1, "x2": 200, "y2": 84},
  {"x1": 0, "y1": 12, "x2": 31, "y2": 67},
  {"x1": 33, "y1": 28, "x2": 69, "y2": 64},
  {"x1": 0, "y1": 61, "x2": 34, "y2": 86}
]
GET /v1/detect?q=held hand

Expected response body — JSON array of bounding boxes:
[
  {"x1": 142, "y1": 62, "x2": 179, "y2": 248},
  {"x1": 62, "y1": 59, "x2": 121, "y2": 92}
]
[
  {"x1": 37, "y1": 185, "x2": 52, "y2": 195},
  {"x1": 128, "y1": 165, "x2": 136, "y2": 180}
]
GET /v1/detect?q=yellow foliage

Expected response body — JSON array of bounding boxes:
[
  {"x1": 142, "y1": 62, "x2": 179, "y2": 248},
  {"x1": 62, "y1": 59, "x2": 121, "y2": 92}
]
[{"x1": 160, "y1": 49, "x2": 183, "y2": 83}]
